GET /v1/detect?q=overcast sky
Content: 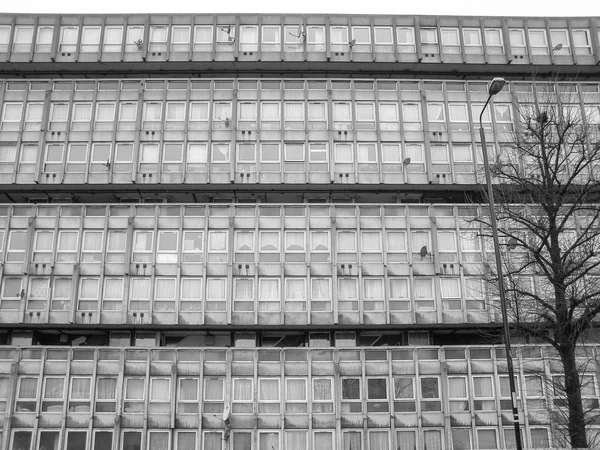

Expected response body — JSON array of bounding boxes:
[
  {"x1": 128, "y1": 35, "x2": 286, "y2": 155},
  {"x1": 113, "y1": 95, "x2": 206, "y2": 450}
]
[{"x1": 3, "y1": 0, "x2": 599, "y2": 16}]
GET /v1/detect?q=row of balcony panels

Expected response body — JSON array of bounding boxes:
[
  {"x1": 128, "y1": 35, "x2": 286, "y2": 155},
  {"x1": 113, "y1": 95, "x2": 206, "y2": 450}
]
[
  {"x1": 0, "y1": 345, "x2": 596, "y2": 445},
  {"x1": 0, "y1": 271, "x2": 495, "y2": 326},
  {"x1": 0, "y1": 427, "x2": 566, "y2": 450},
  {"x1": 0, "y1": 15, "x2": 599, "y2": 68},
  {"x1": 0, "y1": 201, "x2": 497, "y2": 278}
]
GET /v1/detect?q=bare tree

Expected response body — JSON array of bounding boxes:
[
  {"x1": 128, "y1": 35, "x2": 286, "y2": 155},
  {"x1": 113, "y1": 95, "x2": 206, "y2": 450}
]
[{"x1": 476, "y1": 80, "x2": 600, "y2": 449}]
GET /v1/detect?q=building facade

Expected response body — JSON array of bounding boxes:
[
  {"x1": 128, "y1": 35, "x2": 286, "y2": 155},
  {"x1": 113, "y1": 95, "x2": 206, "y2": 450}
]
[{"x1": 0, "y1": 13, "x2": 600, "y2": 450}]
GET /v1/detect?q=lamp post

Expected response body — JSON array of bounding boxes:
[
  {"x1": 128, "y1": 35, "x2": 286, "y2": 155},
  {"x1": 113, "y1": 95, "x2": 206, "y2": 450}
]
[{"x1": 479, "y1": 77, "x2": 523, "y2": 450}]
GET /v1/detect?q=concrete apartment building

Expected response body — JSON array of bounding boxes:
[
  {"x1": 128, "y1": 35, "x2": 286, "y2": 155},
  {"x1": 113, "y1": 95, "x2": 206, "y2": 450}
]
[{"x1": 0, "y1": 13, "x2": 599, "y2": 450}]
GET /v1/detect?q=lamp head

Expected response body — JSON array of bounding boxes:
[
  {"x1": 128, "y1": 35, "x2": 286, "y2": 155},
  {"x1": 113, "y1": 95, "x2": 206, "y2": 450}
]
[
  {"x1": 488, "y1": 77, "x2": 507, "y2": 96},
  {"x1": 553, "y1": 43, "x2": 563, "y2": 52}
]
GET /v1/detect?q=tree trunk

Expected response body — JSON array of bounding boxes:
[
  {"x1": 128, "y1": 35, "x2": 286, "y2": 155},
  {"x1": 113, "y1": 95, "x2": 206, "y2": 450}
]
[{"x1": 558, "y1": 341, "x2": 589, "y2": 448}]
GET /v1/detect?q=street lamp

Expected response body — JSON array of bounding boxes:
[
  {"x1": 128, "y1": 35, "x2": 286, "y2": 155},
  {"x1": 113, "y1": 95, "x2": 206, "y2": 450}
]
[{"x1": 479, "y1": 77, "x2": 523, "y2": 450}]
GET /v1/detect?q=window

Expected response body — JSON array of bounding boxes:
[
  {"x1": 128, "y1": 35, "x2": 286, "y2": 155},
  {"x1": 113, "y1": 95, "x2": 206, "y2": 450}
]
[
  {"x1": 452, "y1": 429, "x2": 471, "y2": 450},
  {"x1": 330, "y1": 26, "x2": 348, "y2": 49},
  {"x1": 341, "y1": 378, "x2": 361, "y2": 413},
  {"x1": 69, "y1": 377, "x2": 92, "y2": 412},
  {"x1": 351, "y1": 26, "x2": 371, "y2": 52},
  {"x1": 258, "y1": 378, "x2": 280, "y2": 414},
  {"x1": 284, "y1": 25, "x2": 304, "y2": 52},
  {"x1": 472, "y1": 376, "x2": 494, "y2": 410},
  {"x1": 129, "y1": 278, "x2": 151, "y2": 311},
  {"x1": 528, "y1": 29, "x2": 548, "y2": 55},
  {"x1": 338, "y1": 278, "x2": 358, "y2": 311},
  {"x1": 477, "y1": 429, "x2": 497, "y2": 449},
  {"x1": 165, "y1": 102, "x2": 186, "y2": 130},
  {"x1": 402, "y1": 103, "x2": 422, "y2": 130},
  {"x1": 262, "y1": 25, "x2": 281, "y2": 51},
  {"x1": 49, "y1": 103, "x2": 69, "y2": 130},
  {"x1": 463, "y1": 28, "x2": 483, "y2": 53},
  {"x1": 171, "y1": 26, "x2": 190, "y2": 52},
  {"x1": 157, "y1": 231, "x2": 178, "y2": 263},
  {"x1": 155, "y1": 278, "x2": 176, "y2": 311},
  {"x1": 485, "y1": 28, "x2": 504, "y2": 54},
  {"x1": 103, "y1": 26, "x2": 123, "y2": 52},
  {"x1": 367, "y1": 378, "x2": 389, "y2": 412},
  {"x1": 311, "y1": 278, "x2": 331, "y2": 312},
  {"x1": 59, "y1": 26, "x2": 79, "y2": 53},
  {"x1": 51, "y1": 278, "x2": 71, "y2": 311},
  {"x1": 1, "y1": 102, "x2": 23, "y2": 131},
  {"x1": 394, "y1": 377, "x2": 416, "y2": 412},
  {"x1": 24, "y1": 103, "x2": 43, "y2": 130},
  {"x1": 15, "y1": 377, "x2": 38, "y2": 412},
  {"x1": 188, "y1": 102, "x2": 209, "y2": 130},
  {"x1": 232, "y1": 378, "x2": 253, "y2": 413},
  {"x1": 56, "y1": 230, "x2": 78, "y2": 262},
  {"x1": 283, "y1": 102, "x2": 304, "y2": 130},
  {"x1": 374, "y1": 27, "x2": 393, "y2": 52},
  {"x1": 427, "y1": 103, "x2": 446, "y2": 130},
  {"x1": 78, "y1": 277, "x2": 99, "y2": 311},
  {"x1": 525, "y1": 375, "x2": 546, "y2": 409},
  {"x1": 493, "y1": 104, "x2": 513, "y2": 131},
  {"x1": 12, "y1": 26, "x2": 34, "y2": 53},
  {"x1": 149, "y1": 377, "x2": 170, "y2": 413},
  {"x1": 509, "y1": 29, "x2": 527, "y2": 55},
  {"x1": 233, "y1": 278, "x2": 254, "y2": 312},
  {"x1": 312, "y1": 378, "x2": 333, "y2": 413},
  {"x1": 448, "y1": 103, "x2": 469, "y2": 131},
  {"x1": 206, "y1": 278, "x2": 226, "y2": 311},
  {"x1": 355, "y1": 102, "x2": 375, "y2": 129},
  {"x1": 285, "y1": 378, "x2": 307, "y2": 413},
  {"x1": 420, "y1": 377, "x2": 441, "y2": 411},
  {"x1": 306, "y1": 26, "x2": 325, "y2": 51},
  {"x1": 259, "y1": 278, "x2": 280, "y2": 312},
  {"x1": 182, "y1": 231, "x2": 203, "y2": 262},
  {"x1": 42, "y1": 376, "x2": 65, "y2": 412},
  {"x1": 441, "y1": 28, "x2": 460, "y2": 54},
  {"x1": 32, "y1": 230, "x2": 54, "y2": 262},
  {"x1": 333, "y1": 103, "x2": 352, "y2": 130},
  {"x1": 66, "y1": 431, "x2": 87, "y2": 450},
  {"x1": 389, "y1": 277, "x2": 409, "y2": 311},
  {"x1": 124, "y1": 377, "x2": 145, "y2": 413},
  {"x1": 180, "y1": 278, "x2": 202, "y2": 312},
  {"x1": 122, "y1": 431, "x2": 142, "y2": 450},
  {"x1": 307, "y1": 102, "x2": 326, "y2": 130},
  {"x1": 94, "y1": 103, "x2": 116, "y2": 130},
  {"x1": 38, "y1": 431, "x2": 60, "y2": 450},
  {"x1": 240, "y1": 26, "x2": 258, "y2": 52},
  {"x1": 26, "y1": 278, "x2": 48, "y2": 310},
  {"x1": 0, "y1": 26, "x2": 10, "y2": 52},
  {"x1": 149, "y1": 26, "x2": 168, "y2": 52},
  {"x1": 143, "y1": 102, "x2": 162, "y2": 129},
  {"x1": 177, "y1": 378, "x2": 199, "y2": 414},
  {"x1": 192, "y1": 26, "x2": 213, "y2": 52},
  {"x1": 420, "y1": 28, "x2": 439, "y2": 53},
  {"x1": 573, "y1": 29, "x2": 592, "y2": 55},
  {"x1": 379, "y1": 103, "x2": 399, "y2": 130},
  {"x1": 80, "y1": 27, "x2": 101, "y2": 52},
  {"x1": 102, "y1": 278, "x2": 124, "y2": 311},
  {"x1": 118, "y1": 102, "x2": 137, "y2": 130},
  {"x1": 106, "y1": 230, "x2": 126, "y2": 263},
  {"x1": 258, "y1": 106, "x2": 280, "y2": 134},
  {"x1": 550, "y1": 29, "x2": 570, "y2": 55},
  {"x1": 397, "y1": 27, "x2": 416, "y2": 53},
  {"x1": 284, "y1": 278, "x2": 306, "y2": 312},
  {"x1": 216, "y1": 25, "x2": 235, "y2": 44},
  {"x1": 530, "y1": 429, "x2": 550, "y2": 448},
  {"x1": 133, "y1": 230, "x2": 154, "y2": 263}
]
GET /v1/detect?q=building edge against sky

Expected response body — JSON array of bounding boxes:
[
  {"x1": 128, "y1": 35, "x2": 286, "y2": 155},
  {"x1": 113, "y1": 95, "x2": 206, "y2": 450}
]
[{"x1": 0, "y1": 13, "x2": 600, "y2": 450}]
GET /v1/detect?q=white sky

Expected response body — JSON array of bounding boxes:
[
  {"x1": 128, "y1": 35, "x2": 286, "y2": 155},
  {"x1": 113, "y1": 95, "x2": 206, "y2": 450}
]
[{"x1": 3, "y1": 0, "x2": 600, "y2": 16}]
